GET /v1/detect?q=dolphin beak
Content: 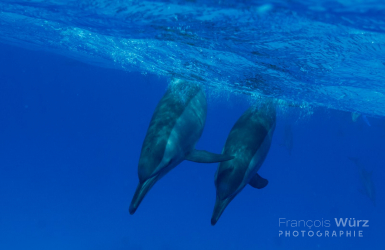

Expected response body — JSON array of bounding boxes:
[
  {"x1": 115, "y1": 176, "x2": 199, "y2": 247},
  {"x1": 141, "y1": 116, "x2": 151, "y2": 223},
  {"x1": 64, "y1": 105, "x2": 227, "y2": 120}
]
[
  {"x1": 129, "y1": 175, "x2": 158, "y2": 215},
  {"x1": 211, "y1": 196, "x2": 232, "y2": 226}
]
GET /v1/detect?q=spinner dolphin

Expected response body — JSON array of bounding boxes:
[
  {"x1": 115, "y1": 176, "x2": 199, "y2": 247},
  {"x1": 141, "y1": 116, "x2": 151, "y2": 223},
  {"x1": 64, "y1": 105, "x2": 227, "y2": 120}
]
[
  {"x1": 129, "y1": 79, "x2": 233, "y2": 214},
  {"x1": 211, "y1": 101, "x2": 276, "y2": 225}
]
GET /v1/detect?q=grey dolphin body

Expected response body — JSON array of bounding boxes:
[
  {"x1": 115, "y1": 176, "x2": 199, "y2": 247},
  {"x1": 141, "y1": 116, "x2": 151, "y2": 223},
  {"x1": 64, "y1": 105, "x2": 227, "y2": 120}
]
[
  {"x1": 211, "y1": 101, "x2": 276, "y2": 225},
  {"x1": 129, "y1": 80, "x2": 233, "y2": 214},
  {"x1": 348, "y1": 157, "x2": 376, "y2": 206}
]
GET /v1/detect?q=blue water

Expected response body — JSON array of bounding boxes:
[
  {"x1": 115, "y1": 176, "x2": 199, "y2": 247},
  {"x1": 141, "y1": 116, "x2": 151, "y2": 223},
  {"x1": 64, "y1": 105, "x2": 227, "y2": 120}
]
[{"x1": 0, "y1": 1, "x2": 384, "y2": 249}]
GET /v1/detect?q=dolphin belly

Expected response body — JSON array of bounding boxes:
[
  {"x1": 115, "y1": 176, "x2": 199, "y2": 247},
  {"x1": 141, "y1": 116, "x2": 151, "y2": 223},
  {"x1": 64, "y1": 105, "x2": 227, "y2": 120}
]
[
  {"x1": 244, "y1": 121, "x2": 275, "y2": 185},
  {"x1": 158, "y1": 88, "x2": 207, "y2": 170}
]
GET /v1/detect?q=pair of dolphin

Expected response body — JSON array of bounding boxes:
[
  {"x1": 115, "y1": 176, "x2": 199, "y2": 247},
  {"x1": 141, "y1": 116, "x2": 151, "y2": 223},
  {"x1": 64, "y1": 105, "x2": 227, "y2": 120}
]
[{"x1": 129, "y1": 79, "x2": 276, "y2": 225}]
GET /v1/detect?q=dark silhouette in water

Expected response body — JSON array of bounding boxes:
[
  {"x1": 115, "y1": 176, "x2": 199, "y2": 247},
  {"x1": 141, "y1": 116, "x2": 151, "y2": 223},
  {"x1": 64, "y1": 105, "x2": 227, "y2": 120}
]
[
  {"x1": 280, "y1": 124, "x2": 293, "y2": 155},
  {"x1": 348, "y1": 157, "x2": 376, "y2": 206},
  {"x1": 211, "y1": 101, "x2": 276, "y2": 225},
  {"x1": 351, "y1": 112, "x2": 371, "y2": 127},
  {"x1": 351, "y1": 112, "x2": 361, "y2": 122},
  {"x1": 129, "y1": 79, "x2": 234, "y2": 215}
]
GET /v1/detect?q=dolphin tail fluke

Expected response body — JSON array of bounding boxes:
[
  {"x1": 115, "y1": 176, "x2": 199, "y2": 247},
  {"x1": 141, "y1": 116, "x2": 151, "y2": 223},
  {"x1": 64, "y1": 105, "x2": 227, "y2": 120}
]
[
  {"x1": 185, "y1": 149, "x2": 234, "y2": 163},
  {"x1": 249, "y1": 173, "x2": 268, "y2": 189},
  {"x1": 211, "y1": 197, "x2": 232, "y2": 226},
  {"x1": 129, "y1": 176, "x2": 157, "y2": 215}
]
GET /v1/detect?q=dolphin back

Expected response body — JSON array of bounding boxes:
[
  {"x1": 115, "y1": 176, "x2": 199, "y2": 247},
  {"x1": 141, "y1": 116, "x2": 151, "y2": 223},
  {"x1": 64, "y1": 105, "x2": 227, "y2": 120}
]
[{"x1": 138, "y1": 80, "x2": 205, "y2": 183}]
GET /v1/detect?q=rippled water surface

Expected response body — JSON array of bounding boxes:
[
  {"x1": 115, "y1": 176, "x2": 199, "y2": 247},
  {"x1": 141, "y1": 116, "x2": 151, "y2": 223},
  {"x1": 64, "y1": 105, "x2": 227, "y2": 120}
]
[{"x1": 1, "y1": 0, "x2": 385, "y2": 115}]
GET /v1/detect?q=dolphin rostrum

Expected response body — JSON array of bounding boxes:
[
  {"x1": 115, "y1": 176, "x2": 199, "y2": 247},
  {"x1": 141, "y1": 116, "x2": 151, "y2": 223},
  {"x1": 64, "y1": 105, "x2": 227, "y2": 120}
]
[
  {"x1": 211, "y1": 101, "x2": 276, "y2": 225},
  {"x1": 129, "y1": 79, "x2": 234, "y2": 214}
]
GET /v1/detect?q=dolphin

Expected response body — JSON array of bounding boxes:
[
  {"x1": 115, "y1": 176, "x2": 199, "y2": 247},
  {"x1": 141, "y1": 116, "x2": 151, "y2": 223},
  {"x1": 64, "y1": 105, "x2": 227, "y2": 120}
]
[
  {"x1": 351, "y1": 112, "x2": 371, "y2": 127},
  {"x1": 351, "y1": 112, "x2": 361, "y2": 122},
  {"x1": 129, "y1": 79, "x2": 234, "y2": 214},
  {"x1": 348, "y1": 157, "x2": 376, "y2": 206},
  {"x1": 211, "y1": 101, "x2": 276, "y2": 225}
]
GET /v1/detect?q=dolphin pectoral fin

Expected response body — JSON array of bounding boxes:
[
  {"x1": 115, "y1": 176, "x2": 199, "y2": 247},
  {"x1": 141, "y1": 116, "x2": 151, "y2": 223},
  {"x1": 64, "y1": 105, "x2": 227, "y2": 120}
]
[
  {"x1": 185, "y1": 150, "x2": 234, "y2": 163},
  {"x1": 129, "y1": 175, "x2": 158, "y2": 215},
  {"x1": 249, "y1": 173, "x2": 268, "y2": 189}
]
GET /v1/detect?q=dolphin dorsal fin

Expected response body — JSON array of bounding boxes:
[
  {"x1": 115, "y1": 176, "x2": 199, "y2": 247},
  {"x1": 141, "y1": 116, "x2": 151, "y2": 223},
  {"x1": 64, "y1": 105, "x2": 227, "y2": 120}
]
[
  {"x1": 185, "y1": 150, "x2": 234, "y2": 163},
  {"x1": 249, "y1": 174, "x2": 268, "y2": 189}
]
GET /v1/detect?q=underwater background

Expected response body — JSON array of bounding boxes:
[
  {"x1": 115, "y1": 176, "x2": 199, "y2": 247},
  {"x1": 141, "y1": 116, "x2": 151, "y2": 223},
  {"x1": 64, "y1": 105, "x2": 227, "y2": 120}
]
[{"x1": 0, "y1": 1, "x2": 385, "y2": 249}]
